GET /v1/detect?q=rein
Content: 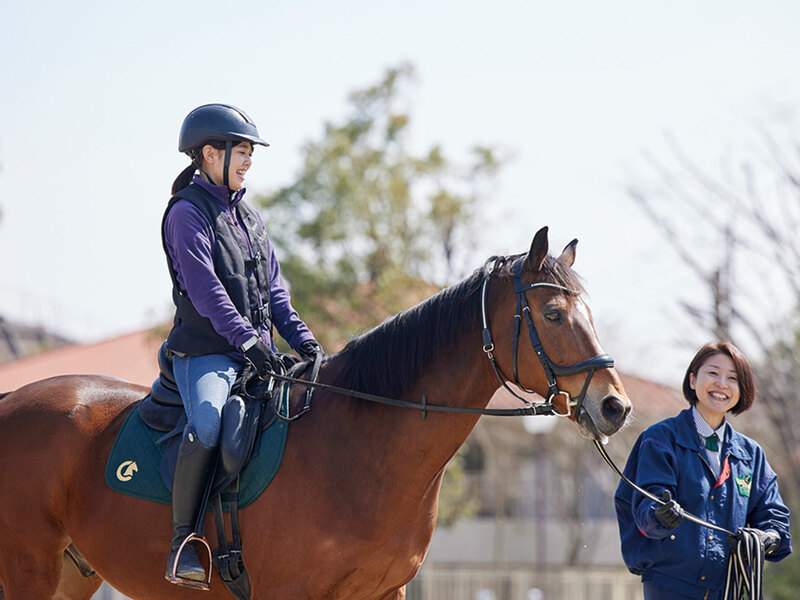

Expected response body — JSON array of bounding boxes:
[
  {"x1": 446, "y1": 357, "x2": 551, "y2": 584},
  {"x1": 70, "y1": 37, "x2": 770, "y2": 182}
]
[
  {"x1": 593, "y1": 440, "x2": 733, "y2": 535},
  {"x1": 262, "y1": 370, "x2": 559, "y2": 420},
  {"x1": 594, "y1": 440, "x2": 767, "y2": 599},
  {"x1": 259, "y1": 256, "x2": 615, "y2": 421}
]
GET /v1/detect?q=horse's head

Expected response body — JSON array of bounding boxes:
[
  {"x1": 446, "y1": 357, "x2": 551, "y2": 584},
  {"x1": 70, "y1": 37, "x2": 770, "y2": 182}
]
[{"x1": 485, "y1": 226, "x2": 631, "y2": 440}]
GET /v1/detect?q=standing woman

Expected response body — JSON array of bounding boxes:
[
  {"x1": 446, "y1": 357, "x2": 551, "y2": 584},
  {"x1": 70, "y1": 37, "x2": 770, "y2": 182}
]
[
  {"x1": 615, "y1": 341, "x2": 791, "y2": 600},
  {"x1": 162, "y1": 104, "x2": 323, "y2": 587}
]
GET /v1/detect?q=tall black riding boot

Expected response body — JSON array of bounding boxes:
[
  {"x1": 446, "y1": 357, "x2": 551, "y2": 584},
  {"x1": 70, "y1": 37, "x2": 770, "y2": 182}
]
[{"x1": 165, "y1": 425, "x2": 216, "y2": 586}]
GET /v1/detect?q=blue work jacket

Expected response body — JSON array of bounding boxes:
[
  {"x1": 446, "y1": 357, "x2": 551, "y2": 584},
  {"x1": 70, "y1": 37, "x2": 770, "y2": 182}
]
[{"x1": 614, "y1": 408, "x2": 791, "y2": 598}]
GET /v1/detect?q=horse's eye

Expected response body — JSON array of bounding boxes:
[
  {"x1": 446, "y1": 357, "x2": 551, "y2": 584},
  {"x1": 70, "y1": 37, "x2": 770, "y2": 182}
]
[{"x1": 544, "y1": 311, "x2": 563, "y2": 324}]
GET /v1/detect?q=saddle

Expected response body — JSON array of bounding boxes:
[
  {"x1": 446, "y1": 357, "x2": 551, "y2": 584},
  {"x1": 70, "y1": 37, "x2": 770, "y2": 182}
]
[
  {"x1": 137, "y1": 343, "x2": 306, "y2": 599},
  {"x1": 139, "y1": 343, "x2": 287, "y2": 497}
]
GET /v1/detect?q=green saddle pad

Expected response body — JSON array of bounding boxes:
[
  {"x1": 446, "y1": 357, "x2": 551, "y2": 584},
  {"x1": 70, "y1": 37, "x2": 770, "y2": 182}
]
[{"x1": 105, "y1": 391, "x2": 289, "y2": 509}]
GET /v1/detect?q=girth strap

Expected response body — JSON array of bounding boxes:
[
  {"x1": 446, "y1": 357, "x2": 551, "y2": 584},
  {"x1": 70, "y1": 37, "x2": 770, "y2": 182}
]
[{"x1": 212, "y1": 477, "x2": 252, "y2": 600}]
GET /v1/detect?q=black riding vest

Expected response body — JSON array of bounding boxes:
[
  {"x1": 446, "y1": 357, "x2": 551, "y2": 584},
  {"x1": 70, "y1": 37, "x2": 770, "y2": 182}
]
[{"x1": 162, "y1": 183, "x2": 272, "y2": 356}]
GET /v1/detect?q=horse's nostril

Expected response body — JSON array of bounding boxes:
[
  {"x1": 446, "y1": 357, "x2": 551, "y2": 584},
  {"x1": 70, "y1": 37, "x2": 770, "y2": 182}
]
[{"x1": 602, "y1": 395, "x2": 629, "y2": 424}]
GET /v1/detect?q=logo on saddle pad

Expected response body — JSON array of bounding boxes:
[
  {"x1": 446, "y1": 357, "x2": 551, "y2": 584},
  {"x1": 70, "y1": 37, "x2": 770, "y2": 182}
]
[{"x1": 116, "y1": 460, "x2": 138, "y2": 482}]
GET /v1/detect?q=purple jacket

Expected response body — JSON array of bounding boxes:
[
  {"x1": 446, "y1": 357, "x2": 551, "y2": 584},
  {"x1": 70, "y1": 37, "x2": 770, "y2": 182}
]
[{"x1": 163, "y1": 175, "x2": 314, "y2": 358}]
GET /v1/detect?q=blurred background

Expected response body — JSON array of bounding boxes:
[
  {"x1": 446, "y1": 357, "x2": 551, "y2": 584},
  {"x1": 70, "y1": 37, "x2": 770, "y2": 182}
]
[{"x1": 1, "y1": 1, "x2": 798, "y2": 598}]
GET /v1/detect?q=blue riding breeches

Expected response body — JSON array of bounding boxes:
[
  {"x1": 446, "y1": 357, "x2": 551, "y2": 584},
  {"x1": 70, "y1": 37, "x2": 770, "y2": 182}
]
[{"x1": 172, "y1": 354, "x2": 241, "y2": 447}]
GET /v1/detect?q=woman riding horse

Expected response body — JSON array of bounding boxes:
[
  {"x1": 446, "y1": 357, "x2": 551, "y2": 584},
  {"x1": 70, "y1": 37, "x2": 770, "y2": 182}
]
[{"x1": 163, "y1": 103, "x2": 323, "y2": 586}]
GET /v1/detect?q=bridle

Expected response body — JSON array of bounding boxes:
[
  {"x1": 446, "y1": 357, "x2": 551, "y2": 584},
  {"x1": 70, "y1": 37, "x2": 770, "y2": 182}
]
[{"x1": 480, "y1": 257, "x2": 615, "y2": 420}]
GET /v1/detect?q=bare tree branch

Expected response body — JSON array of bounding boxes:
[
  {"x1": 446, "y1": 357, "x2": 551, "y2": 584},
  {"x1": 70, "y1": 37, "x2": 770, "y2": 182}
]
[{"x1": 629, "y1": 123, "x2": 800, "y2": 511}]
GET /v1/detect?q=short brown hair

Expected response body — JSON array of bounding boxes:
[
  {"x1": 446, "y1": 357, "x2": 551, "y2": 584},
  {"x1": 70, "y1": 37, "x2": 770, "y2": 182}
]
[{"x1": 681, "y1": 341, "x2": 755, "y2": 415}]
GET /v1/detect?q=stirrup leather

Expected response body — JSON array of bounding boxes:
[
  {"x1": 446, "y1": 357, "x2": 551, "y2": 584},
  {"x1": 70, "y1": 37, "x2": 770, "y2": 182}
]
[{"x1": 167, "y1": 533, "x2": 213, "y2": 590}]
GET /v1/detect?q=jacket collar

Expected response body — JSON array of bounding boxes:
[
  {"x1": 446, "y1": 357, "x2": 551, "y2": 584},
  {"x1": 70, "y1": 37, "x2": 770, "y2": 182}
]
[
  {"x1": 674, "y1": 408, "x2": 751, "y2": 461},
  {"x1": 191, "y1": 174, "x2": 246, "y2": 210}
]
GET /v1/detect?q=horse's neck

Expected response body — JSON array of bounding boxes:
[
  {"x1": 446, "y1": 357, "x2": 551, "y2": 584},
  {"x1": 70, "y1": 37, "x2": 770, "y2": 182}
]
[
  {"x1": 318, "y1": 341, "x2": 498, "y2": 493},
  {"x1": 398, "y1": 349, "x2": 498, "y2": 469}
]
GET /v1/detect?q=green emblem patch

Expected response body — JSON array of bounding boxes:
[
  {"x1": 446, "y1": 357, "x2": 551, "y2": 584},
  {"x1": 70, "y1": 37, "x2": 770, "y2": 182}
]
[{"x1": 735, "y1": 473, "x2": 752, "y2": 497}]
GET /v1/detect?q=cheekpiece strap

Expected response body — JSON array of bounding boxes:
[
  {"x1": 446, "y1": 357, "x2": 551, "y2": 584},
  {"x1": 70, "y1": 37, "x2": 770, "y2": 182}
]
[{"x1": 509, "y1": 260, "x2": 559, "y2": 397}]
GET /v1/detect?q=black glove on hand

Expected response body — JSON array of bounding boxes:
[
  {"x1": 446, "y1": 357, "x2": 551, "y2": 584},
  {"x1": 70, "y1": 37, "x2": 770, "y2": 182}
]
[
  {"x1": 728, "y1": 528, "x2": 781, "y2": 555},
  {"x1": 654, "y1": 490, "x2": 685, "y2": 529},
  {"x1": 754, "y1": 529, "x2": 781, "y2": 555},
  {"x1": 299, "y1": 340, "x2": 324, "y2": 362},
  {"x1": 244, "y1": 340, "x2": 280, "y2": 378}
]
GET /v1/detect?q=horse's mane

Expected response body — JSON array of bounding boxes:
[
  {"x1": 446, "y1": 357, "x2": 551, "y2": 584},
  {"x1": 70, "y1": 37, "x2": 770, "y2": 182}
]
[{"x1": 333, "y1": 252, "x2": 584, "y2": 399}]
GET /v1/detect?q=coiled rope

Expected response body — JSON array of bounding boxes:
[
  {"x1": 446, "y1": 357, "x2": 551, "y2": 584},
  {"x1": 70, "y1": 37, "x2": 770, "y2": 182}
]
[{"x1": 724, "y1": 527, "x2": 765, "y2": 600}]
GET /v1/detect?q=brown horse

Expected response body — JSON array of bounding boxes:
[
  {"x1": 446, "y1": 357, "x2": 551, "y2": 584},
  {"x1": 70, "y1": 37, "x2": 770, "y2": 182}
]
[{"x1": 0, "y1": 227, "x2": 631, "y2": 600}]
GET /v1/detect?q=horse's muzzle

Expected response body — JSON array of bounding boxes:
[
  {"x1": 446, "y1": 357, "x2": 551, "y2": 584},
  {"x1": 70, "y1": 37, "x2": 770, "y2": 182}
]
[{"x1": 600, "y1": 394, "x2": 631, "y2": 430}]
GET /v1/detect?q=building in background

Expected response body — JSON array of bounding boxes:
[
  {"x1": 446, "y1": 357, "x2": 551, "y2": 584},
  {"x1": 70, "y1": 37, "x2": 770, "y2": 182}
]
[{"x1": 0, "y1": 315, "x2": 71, "y2": 364}]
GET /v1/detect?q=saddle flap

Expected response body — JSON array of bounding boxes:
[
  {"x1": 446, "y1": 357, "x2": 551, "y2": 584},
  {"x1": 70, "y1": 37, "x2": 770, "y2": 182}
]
[{"x1": 217, "y1": 395, "x2": 260, "y2": 491}]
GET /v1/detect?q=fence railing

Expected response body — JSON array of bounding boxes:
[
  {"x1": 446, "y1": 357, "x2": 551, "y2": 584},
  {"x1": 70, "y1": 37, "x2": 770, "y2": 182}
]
[
  {"x1": 406, "y1": 565, "x2": 642, "y2": 600},
  {"x1": 92, "y1": 564, "x2": 643, "y2": 600}
]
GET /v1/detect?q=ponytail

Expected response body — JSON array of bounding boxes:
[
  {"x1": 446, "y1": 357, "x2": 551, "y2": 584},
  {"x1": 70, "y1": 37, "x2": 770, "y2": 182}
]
[
  {"x1": 172, "y1": 142, "x2": 227, "y2": 193},
  {"x1": 171, "y1": 163, "x2": 196, "y2": 194}
]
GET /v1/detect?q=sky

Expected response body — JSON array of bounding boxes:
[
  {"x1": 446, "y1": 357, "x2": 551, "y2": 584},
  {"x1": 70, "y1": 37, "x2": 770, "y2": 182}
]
[{"x1": 1, "y1": 0, "x2": 799, "y2": 383}]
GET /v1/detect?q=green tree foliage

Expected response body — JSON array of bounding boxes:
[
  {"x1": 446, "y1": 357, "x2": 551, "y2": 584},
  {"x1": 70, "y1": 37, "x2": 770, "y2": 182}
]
[{"x1": 255, "y1": 63, "x2": 503, "y2": 351}]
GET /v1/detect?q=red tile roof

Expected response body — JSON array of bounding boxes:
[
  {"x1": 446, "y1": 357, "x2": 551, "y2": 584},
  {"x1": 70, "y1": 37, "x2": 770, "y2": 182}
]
[
  {"x1": 617, "y1": 371, "x2": 685, "y2": 419},
  {"x1": 0, "y1": 329, "x2": 162, "y2": 392}
]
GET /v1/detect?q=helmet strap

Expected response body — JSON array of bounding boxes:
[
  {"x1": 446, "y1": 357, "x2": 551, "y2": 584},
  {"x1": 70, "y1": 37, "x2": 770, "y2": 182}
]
[
  {"x1": 223, "y1": 140, "x2": 232, "y2": 190},
  {"x1": 200, "y1": 168, "x2": 218, "y2": 186}
]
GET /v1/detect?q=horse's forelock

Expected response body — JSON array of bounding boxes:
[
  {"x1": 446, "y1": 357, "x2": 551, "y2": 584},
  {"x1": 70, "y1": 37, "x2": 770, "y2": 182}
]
[
  {"x1": 494, "y1": 252, "x2": 585, "y2": 295},
  {"x1": 542, "y1": 254, "x2": 585, "y2": 294}
]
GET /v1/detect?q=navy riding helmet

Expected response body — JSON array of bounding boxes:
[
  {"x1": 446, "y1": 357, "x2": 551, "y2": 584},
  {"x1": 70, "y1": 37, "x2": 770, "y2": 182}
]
[{"x1": 179, "y1": 104, "x2": 269, "y2": 189}]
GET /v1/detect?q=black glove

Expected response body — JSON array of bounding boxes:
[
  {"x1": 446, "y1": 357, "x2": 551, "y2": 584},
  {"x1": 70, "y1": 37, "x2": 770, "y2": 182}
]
[
  {"x1": 654, "y1": 490, "x2": 685, "y2": 529},
  {"x1": 754, "y1": 529, "x2": 781, "y2": 555},
  {"x1": 728, "y1": 528, "x2": 781, "y2": 555},
  {"x1": 298, "y1": 340, "x2": 324, "y2": 362},
  {"x1": 244, "y1": 340, "x2": 280, "y2": 378}
]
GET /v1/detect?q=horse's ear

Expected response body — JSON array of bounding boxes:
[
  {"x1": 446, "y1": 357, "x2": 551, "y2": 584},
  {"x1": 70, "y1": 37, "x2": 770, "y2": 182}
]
[
  {"x1": 524, "y1": 226, "x2": 549, "y2": 272},
  {"x1": 559, "y1": 238, "x2": 578, "y2": 267}
]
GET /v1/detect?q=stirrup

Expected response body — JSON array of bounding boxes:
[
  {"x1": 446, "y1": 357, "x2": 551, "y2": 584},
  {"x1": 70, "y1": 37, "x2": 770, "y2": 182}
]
[{"x1": 167, "y1": 533, "x2": 213, "y2": 590}]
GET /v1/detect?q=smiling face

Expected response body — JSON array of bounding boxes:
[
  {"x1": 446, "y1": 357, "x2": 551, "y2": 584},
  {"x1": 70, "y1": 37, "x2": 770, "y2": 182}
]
[
  {"x1": 689, "y1": 352, "x2": 740, "y2": 429},
  {"x1": 201, "y1": 141, "x2": 254, "y2": 190}
]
